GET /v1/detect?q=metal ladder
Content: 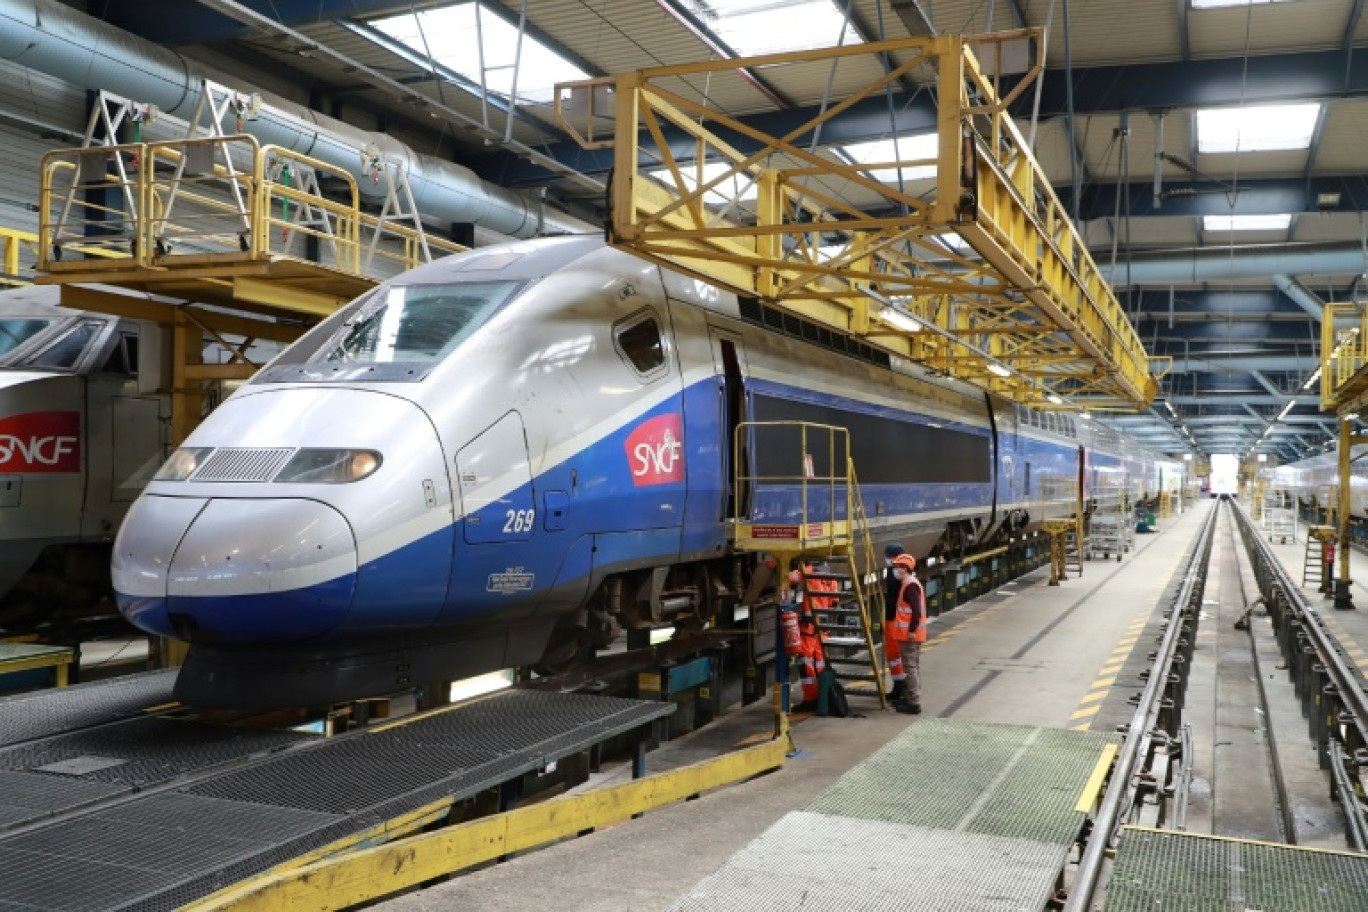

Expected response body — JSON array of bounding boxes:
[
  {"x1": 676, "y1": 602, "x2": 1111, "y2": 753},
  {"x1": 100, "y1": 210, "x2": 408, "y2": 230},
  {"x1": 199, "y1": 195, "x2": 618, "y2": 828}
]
[
  {"x1": 730, "y1": 422, "x2": 888, "y2": 710},
  {"x1": 1303, "y1": 536, "x2": 1323, "y2": 589},
  {"x1": 801, "y1": 475, "x2": 886, "y2": 704}
]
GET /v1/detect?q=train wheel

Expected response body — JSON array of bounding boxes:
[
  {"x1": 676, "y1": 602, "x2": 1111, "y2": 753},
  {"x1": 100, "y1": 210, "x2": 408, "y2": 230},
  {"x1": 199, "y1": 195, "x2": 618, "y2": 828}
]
[{"x1": 532, "y1": 626, "x2": 593, "y2": 677}]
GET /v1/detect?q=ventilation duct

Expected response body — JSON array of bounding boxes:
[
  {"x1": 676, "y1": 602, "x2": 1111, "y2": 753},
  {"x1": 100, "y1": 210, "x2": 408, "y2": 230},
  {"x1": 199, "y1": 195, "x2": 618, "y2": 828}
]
[
  {"x1": 1105, "y1": 242, "x2": 1366, "y2": 285},
  {"x1": 0, "y1": 0, "x2": 590, "y2": 239}
]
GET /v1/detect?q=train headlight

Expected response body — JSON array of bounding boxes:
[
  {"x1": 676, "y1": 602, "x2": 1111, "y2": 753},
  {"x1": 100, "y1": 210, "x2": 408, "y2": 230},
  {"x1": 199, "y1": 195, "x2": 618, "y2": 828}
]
[
  {"x1": 274, "y1": 448, "x2": 383, "y2": 483},
  {"x1": 154, "y1": 447, "x2": 215, "y2": 481}
]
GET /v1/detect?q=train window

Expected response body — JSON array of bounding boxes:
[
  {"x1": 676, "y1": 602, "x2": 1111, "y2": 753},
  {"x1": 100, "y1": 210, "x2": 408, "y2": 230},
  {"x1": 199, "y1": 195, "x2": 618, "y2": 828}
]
[
  {"x1": 313, "y1": 281, "x2": 522, "y2": 368},
  {"x1": 614, "y1": 311, "x2": 667, "y2": 377},
  {"x1": 100, "y1": 332, "x2": 138, "y2": 376},
  {"x1": 26, "y1": 321, "x2": 100, "y2": 370},
  {"x1": 0, "y1": 318, "x2": 55, "y2": 359}
]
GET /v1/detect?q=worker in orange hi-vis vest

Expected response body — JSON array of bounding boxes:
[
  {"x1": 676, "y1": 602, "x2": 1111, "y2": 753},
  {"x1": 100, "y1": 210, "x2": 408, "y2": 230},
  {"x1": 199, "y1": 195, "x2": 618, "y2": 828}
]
[
  {"x1": 882, "y1": 543, "x2": 908, "y2": 702},
  {"x1": 889, "y1": 553, "x2": 927, "y2": 715},
  {"x1": 793, "y1": 610, "x2": 826, "y2": 712}
]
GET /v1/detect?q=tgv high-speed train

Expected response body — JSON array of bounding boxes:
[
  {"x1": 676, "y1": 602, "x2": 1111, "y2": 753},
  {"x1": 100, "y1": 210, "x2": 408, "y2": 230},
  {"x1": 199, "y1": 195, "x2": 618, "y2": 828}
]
[
  {"x1": 0, "y1": 287, "x2": 167, "y2": 628},
  {"x1": 113, "y1": 236, "x2": 1175, "y2": 706},
  {"x1": 1272, "y1": 451, "x2": 1368, "y2": 530}
]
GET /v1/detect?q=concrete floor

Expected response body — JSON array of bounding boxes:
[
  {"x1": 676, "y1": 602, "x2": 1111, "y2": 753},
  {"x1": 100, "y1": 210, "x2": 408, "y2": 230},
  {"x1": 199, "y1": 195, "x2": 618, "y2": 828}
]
[
  {"x1": 375, "y1": 504, "x2": 1214, "y2": 911},
  {"x1": 1260, "y1": 515, "x2": 1368, "y2": 679}
]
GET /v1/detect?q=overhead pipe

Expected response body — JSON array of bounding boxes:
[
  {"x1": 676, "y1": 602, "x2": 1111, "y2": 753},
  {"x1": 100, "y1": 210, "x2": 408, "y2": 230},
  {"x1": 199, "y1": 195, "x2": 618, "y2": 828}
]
[
  {"x1": 0, "y1": 0, "x2": 591, "y2": 239},
  {"x1": 1105, "y1": 241, "x2": 1367, "y2": 285},
  {"x1": 1271, "y1": 274, "x2": 1326, "y2": 317}
]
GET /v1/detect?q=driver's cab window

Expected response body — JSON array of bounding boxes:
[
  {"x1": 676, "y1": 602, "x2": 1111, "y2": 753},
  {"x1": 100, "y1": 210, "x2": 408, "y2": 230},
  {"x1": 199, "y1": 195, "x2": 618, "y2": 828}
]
[
  {"x1": 613, "y1": 310, "x2": 668, "y2": 381},
  {"x1": 26, "y1": 321, "x2": 101, "y2": 370}
]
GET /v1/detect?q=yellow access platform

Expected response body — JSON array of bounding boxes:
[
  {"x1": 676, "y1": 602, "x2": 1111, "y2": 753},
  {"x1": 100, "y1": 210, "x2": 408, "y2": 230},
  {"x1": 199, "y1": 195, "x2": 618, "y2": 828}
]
[
  {"x1": 31, "y1": 84, "x2": 465, "y2": 444},
  {"x1": 556, "y1": 30, "x2": 1163, "y2": 411}
]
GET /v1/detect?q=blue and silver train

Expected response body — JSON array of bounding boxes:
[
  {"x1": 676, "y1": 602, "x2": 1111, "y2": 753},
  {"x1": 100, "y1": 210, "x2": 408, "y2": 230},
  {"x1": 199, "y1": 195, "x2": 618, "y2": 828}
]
[{"x1": 112, "y1": 236, "x2": 1173, "y2": 706}]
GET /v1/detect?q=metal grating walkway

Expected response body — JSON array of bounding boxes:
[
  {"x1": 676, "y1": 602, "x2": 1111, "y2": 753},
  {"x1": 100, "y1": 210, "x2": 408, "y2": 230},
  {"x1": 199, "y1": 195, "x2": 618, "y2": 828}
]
[
  {"x1": 0, "y1": 689, "x2": 671, "y2": 911},
  {"x1": 671, "y1": 720, "x2": 1118, "y2": 911},
  {"x1": 1107, "y1": 827, "x2": 1368, "y2": 911},
  {"x1": 0, "y1": 669, "x2": 177, "y2": 747}
]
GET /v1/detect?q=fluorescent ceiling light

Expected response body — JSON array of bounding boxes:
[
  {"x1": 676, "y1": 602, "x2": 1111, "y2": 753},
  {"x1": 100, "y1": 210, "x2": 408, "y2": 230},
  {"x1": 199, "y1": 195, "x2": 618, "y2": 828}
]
[
  {"x1": 986, "y1": 363, "x2": 1011, "y2": 378},
  {"x1": 840, "y1": 133, "x2": 939, "y2": 184},
  {"x1": 879, "y1": 306, "x2": 922, "y2": 333},
  {"x1": 1047, "y1": 394, "x2": 1064, "y2": 405},
  {"x1": 694, "y1": 0, "x2": 864, "y2": 57},
  {"x1": 1303, "y1": 368, "x2": 1321, "y2": 390},
  {"x1": 647, "y1": 162, "x2": 758, "y2": 207},
  {"x1": 371, "y1": 4, "x2": 589, "y2": 104},
  {"x1": 1195, "y1": 103, "x2": 1320, "y2": 153},
  {"x1": 1203, "y1": 213, "x2": 1292, "y2": 232}
]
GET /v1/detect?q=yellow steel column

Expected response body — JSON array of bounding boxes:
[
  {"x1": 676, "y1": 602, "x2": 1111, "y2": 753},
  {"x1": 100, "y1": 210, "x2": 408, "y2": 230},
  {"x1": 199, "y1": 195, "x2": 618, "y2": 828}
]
[
  {"x1": 1335, "y1": 417, "x2": 1356, "y2": 609},
  {"x1": 171, "y1": 309, "x2": 205, "y2": 447},
  {"x1": 610, "y1": 72, "x2": 641, "y2": 244},
  {"x1": 933, "y1": 36, "x2": 964, "y2": 225}
]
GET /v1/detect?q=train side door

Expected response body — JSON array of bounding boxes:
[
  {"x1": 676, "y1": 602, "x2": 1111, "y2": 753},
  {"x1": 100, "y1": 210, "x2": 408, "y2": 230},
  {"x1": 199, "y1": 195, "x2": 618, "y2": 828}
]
[
  {"x1": 457, "y1": 411, "x2": 537, "y2": 545},
  {"x1": 710, "y1": 327, "x2": 750, "y2": 523}
]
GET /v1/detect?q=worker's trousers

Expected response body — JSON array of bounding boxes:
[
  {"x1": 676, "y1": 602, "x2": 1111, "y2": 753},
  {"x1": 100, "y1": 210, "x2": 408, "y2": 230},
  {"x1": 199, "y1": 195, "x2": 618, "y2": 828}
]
[{"x1": 899, "y1": 640, "x2": 922, "y2": 704}]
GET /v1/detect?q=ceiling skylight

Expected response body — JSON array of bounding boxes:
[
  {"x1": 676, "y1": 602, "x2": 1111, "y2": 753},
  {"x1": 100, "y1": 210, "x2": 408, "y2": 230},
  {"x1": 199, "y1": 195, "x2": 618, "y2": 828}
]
[
  {"x1": 840, "y1": 134, "x2": 939, "y2": 184},
  {"x1": 1203, "y1": 214, "x2": 1292, "y2": 231},
  {"x1": 1191, "y1": 0, "x2": 1292, "y2": 8},
  {"x1": 371, "y1": 5, "x2": 589, "y2": 104},
  {"x1": 647, "y1": 162, "x2": 758, "y2": 207},
  {"x1": 1195, "y1": 103, "x2": 1320, "y2": 153},
  {"x1": 692, "y1": 0, "x2": 864, "y2": 57}
]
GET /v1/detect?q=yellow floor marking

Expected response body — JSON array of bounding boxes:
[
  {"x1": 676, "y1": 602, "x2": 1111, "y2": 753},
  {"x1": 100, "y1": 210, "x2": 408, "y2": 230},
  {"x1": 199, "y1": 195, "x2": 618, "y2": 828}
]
[
  {"x1": 1070, "y1": 704, "x2": 1101, "y2": 720},
  {"x1": 1069, "y1": 722, "x2": 1092, "y2": 732},
  {"x1": 1116, "y1": 637, "x2": 1138, "y2": 646},
  {"x1": 1079, "y1": 688, "x2": 1110, "y2": 704},
  {"x1": 1098, "y1": 664, "x2": 1123, "y2": 676},
  {"x1": 1074, "y1": 744, "x2": 1119, "y2": 812},
  {"x1": 1089, "y1": 676, "x2": 1117, "y2": 689}
]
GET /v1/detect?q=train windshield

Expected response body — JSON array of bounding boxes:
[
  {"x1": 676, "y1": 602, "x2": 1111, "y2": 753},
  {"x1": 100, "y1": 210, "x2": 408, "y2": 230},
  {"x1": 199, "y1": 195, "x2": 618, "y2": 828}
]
[
  {"x1": 254, "y1": 280, "x2": 523, "y2": 383},
  {"x1": 0, "y1": 318, "x2": 56, "y2": 361}
]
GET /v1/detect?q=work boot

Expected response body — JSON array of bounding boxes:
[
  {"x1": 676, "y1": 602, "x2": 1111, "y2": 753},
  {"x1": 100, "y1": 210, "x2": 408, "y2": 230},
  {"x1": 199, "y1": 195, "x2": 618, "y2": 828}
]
[
  {"x1": 888, "y1": 680, "x2": 906, "y2": 703},
  {"x1": 896, "y1": 701, "x2": 922, "y2": 715}
]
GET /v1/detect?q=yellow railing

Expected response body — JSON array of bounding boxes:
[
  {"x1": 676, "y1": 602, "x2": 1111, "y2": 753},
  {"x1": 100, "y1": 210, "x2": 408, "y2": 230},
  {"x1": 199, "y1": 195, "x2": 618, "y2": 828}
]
[
  {"x1": 37, "y1": 136, "x2": 463, "y2": 278},
  {"x1": 557, "y1": 30, "x2": 1160, "y2": 410},
  {"x1": 732, "y1": 420, "x2": 854, "y2": 550},
  {"x1": 1320, "y1": 302, "x2": 1368, "y2": 411}
]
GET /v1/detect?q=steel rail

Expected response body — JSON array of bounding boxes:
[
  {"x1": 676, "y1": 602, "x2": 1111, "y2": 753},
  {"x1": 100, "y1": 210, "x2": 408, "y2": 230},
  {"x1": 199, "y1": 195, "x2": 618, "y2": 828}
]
[
  {"x1": 1230, "y1": 500, "x2": 1368, "y2": 846},
  {"x1": 1063, "y1": 500, "x2": 1219, "y2": 912}
]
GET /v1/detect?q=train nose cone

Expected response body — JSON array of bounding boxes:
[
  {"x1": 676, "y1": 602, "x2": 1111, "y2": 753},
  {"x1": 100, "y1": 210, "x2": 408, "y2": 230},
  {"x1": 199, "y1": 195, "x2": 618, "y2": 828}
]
[{"x1": 114, "y1": 496, "x2": 357, "y2": 643}]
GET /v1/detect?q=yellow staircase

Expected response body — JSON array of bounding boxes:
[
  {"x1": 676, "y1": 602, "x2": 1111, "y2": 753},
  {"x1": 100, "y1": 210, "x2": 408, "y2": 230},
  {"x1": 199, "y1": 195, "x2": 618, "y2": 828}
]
[{"x1": 731, "y1": 422, "x2": 887, "y2": 709}]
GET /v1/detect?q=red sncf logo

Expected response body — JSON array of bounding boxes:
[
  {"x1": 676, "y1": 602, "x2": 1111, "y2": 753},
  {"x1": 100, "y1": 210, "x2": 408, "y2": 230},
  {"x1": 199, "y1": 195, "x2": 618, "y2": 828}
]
[
  {"x1": 0, "y1": 411, "x2": 81, "y2": 473},
  {"x1": 625, "y1": 413, "x2": 684, "y2": 486}
]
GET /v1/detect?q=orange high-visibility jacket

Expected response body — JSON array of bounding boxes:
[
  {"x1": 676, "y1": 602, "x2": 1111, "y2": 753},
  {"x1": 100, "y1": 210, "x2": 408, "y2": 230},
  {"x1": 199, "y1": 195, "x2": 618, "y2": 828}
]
[{"x1": 891, "y1": 576, "x2": 927, "y2": 643}]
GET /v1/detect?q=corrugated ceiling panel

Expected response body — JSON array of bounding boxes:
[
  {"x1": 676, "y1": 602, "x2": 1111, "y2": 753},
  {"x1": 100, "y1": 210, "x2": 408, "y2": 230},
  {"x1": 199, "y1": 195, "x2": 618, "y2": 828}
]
[
  {"x1": 1291, "y1": 211, "x2": 1365, "y2": 243},
  {"x1": 1194, "y1": 148, "x2": 1309, "y2": 177},
  {"x1": 0, "y1": 59, "x2": 91, "y2": 235},
  {"x1": 1189, "y1": 0, "x2": 1346, "y2": 57},
  {"x1": 1307, "y1": 99, "x2": 1368, "y2": 173},
  {"x1": 1108, "y1": 215, "x2": 1201, "y2": 247},
  {"x1": 1040, "y1": 0, "x2": 1182, "y2": 66}
]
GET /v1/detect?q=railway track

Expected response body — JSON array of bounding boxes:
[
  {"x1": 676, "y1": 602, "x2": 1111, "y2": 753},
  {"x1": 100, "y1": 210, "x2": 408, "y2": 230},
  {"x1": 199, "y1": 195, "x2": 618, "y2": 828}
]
[{"x1": 1063, "y1": 499, "x2": 1368, "y2": 910}]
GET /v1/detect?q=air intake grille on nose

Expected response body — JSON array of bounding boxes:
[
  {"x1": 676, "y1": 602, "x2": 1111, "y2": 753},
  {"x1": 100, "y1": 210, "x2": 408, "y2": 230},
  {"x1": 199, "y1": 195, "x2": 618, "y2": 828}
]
[{"x1": 193, "y1": 448, "x2": 295, "y2": 482}]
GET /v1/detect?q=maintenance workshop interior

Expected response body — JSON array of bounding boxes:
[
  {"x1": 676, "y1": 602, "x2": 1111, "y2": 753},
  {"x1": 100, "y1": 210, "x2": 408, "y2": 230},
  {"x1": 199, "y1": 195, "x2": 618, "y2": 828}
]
[{"x1": 1, "y1": 0, "x2": 1368, "y2": 910}]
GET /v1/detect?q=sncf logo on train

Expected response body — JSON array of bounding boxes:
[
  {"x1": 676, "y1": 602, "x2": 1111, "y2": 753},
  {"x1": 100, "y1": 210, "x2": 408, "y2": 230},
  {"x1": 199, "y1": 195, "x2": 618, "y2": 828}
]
[
  {"x1": 0, "y1": 411, "x2": 80, "y2": 473},
  {"x1": 626, "y1": 413, "x2": 684, "y2": 486}
]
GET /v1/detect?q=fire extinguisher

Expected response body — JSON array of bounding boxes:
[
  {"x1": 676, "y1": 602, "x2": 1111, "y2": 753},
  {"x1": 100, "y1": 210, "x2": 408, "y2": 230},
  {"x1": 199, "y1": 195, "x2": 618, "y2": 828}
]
[
  {"x1": 780, "y1": 608, "x2": 803, "y2": 656},
  {"x1": 1325, "y1": 541, "x2": 1336, "y2": 566}
]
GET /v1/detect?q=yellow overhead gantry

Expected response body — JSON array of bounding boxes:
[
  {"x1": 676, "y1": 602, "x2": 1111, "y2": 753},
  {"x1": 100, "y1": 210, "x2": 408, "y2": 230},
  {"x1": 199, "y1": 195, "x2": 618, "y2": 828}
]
[
  {"x1": 1316, "y1": 302, "x2": 1368, "y2": 609},
  {"x1": 556, "y1": 29, "x2": 1164, "y2": 410}
]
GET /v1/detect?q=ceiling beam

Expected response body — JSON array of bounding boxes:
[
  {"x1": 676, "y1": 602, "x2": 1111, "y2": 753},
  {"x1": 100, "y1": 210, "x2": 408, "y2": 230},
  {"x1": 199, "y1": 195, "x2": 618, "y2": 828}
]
[{"x1": 1066, "y1": 176, "x2": 1368, "y2": 220}]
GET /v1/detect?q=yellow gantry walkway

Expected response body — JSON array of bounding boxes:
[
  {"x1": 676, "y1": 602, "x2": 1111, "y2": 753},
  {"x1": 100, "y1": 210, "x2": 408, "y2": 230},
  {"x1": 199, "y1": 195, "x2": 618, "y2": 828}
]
[
  {"x1": 1313, "y1": 302, "x2": 1368, "y2": 606},
  {"x1": 30, "y1": 85, "x2": 465, "y2": 443},
  {"x1": 557, "y1": 30, "x2": 1163, "y2": 410}
]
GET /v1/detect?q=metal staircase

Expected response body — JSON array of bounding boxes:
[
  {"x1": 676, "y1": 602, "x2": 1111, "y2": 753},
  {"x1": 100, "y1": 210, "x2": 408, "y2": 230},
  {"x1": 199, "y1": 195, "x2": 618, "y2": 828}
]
[{"x1": 731, "y1": 422, "x2": 887, "y2": 709}]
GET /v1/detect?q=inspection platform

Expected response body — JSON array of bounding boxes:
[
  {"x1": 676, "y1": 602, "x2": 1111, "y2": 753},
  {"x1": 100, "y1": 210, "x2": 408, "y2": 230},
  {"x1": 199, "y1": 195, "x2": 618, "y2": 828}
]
[
  {"x1": 0, "y1": 689, "x2": 671, "y2": 911},
  {"x1": 671, "y1": 720, "x2": 1116, "y2": 911}
]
